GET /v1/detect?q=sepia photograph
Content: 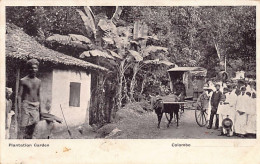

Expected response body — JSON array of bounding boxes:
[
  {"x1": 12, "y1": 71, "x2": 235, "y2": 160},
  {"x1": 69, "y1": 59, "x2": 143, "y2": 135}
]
[{"x1": 5, "y1": 5, "x2": 256, "y2": 140}]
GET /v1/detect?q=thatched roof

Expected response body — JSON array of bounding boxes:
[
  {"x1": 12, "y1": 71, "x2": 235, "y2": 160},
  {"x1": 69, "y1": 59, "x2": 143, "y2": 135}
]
[{"x1": 6, "y1": 23, "x2": 108, "y2": 72}]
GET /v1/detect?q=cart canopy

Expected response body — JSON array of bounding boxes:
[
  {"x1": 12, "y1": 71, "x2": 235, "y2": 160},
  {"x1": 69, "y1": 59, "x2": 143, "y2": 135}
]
[
  {"x1": 168, "y1": 67, "x2": 207, "y2": 99},
  {"x1": 168, "y1": 67, "x2": 207, "y2": 76}
]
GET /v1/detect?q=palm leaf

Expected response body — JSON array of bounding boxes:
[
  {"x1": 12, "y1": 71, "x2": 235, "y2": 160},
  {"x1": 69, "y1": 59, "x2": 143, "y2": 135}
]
[
  {"x1": 98, "y1": 57, "x2": 118, "y2": 68},
  {"x1": 117, "y1": 26, "x2": 130, "y2": 37},
  {"x1": 80, "y1": 50, "x2": 114, "y2": 60},
  {"x1": 143, "y1": 46, "x2": 168, "y2": 57},
  {"x1": 83, "y1": 6, "x2": 95, "y2": 20},
  {"x1": 143, "y1": 59, "x2": 160, "y2": 64},
  {"x1": 79, "y1": 50, "x2": 91, "y2": 58},
  {"x1": 76, "y1": 9, "x2": 96, "y2": 38},
  {"x1": 130, "y1": 40, "x2": 139, "y2": 45},
  {"x1": 98, "y1": 19, "x2": 118, "y2": 36},
  {"x1": 69, "y1": 34, "x2": 92, "y2": 44},
  {"x1": 158, "y1": 60, "x2": 174, "y2": 66},
  {"x1": 46, "y1": 34, "x2": 93, "y2": 50},
  {"x1": 133, "y1": 35, "x2": 159, "y2": 43},
  {"x1": 128, "y1": 50, "x2": 143, "y2": 62},
  {"x1": 147, "y1": 35, "x2": 159, "y2": 40},
  {"x1": 98, "y1": 19, "x2": 109, "y2": 32},
  {"x1": 102, "y1": 37, "x2": 114, "y2": 45},
  {"x1": 107, "y1": 50, "x2": 123, "y2": 59},
  {"x1": 113, "y1": 36, "x2": 129, "y2": 52},
  {"x1": 141, "y1": 35, "x2": 159, "y2": 41},
  {"x1": 70, "y1": 40, "x2": 94, "y2": 50},
  {"x1": 111, "y1": 6, "x2": 123, "y2": 24},
  {"x1": 46, "y1": 34, "x2": 71, "y2": 44},
  {"x1": 143, "y1": 59, "x2": 174, "y2": 66}
]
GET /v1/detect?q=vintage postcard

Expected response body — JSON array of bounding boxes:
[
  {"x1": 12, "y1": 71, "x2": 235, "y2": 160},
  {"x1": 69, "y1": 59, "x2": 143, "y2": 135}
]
[{"x1": 0, "y1": 0, "x2": 260, "y2": 163}]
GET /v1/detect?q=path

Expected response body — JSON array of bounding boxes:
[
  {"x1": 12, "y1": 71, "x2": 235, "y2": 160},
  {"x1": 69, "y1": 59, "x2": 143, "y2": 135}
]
[
  {"x1": 45, "y1": 110, "x2": 254, "y2": 139},
  {"x1": 112, "y1": 110, "x2": 243, "y2": 139}
]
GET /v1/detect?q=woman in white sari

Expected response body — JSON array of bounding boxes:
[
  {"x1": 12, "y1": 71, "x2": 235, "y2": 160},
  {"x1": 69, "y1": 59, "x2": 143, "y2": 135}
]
[
  {"x1": 246, "y1": 92, "x2": 256, "y2": 135},
  {"x1": 234, "y1": 87, "x2": 247, "y2": 137},
  {"x1": 218, "y1": 87, "x2": 236, "y2": 136}
]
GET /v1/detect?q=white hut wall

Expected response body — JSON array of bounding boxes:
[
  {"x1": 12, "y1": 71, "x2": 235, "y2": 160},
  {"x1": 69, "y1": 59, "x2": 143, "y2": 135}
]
[
  {"x1": 37, "y1": 71, "x2": 53, "y2": 113},
  {"x1": 51, "y1": 69, "x2": 91, "y2": 128}
]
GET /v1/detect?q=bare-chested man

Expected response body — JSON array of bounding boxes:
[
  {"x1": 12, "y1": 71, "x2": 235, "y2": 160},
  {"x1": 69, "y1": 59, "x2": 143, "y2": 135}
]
[{"x1": 18, "y1": 59, "x2": 41, "y2": 139}]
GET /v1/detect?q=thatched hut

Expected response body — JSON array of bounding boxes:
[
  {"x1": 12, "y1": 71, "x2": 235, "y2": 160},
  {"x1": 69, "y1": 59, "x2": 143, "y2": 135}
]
[{"x1": 6, "y1": 23, "x2": 108, "y2": 130}]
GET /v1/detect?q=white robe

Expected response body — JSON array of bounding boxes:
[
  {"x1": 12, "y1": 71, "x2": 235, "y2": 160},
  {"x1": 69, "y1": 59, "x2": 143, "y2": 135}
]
[
  {"x1": 245, "y1": 86, "x2": 255, "y2": 94},
  {"x1": 206, "y1": 91, "x2": 213, "y2": 122},
  {"x1": 229, "y1": 90, "x2": 237, "y2": 107},
  {"x1": 217, "y1": 93, "x2": 227, "y2": 115},
  {"x1": 234, "y1": 94, "x2": 247, "y2": 134},
  {"x1": 246, "y1": 97, "x2": 256, "y2": 134},
  {"x1": 218, "y1": 93, "x2": 236, "y2": 128},
  {"x1": 6, "y1": 111, "x2": 14, "y2": 139}
]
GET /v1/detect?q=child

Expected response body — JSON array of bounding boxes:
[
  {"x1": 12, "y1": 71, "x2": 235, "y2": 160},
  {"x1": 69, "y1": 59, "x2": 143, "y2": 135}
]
[
  {"x1": 6, "y1": 87, "x2": 15, "y2": 139},
  {"x1": 217, "y1": 87, "x2": 228, "y2": 134},
  {"x1": 197, "y1": 84, "x2": 212, "y2": 125}
]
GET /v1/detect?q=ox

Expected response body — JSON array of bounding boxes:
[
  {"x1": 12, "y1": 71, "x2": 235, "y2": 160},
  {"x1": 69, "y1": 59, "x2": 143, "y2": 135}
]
[{"x1": 153, "y1": 98, "x2": 180, "y2": 128}]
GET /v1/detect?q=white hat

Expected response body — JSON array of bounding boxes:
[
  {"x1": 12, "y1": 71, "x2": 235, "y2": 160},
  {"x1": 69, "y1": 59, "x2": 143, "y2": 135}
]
[{"x1": 203, "y1": 84, "x2": 210, "y2": 90}]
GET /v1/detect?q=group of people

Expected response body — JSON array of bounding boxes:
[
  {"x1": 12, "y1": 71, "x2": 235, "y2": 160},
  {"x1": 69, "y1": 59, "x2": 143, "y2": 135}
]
[{"x1": 197, "y1": 79, "x2": 256, "y2": 137}]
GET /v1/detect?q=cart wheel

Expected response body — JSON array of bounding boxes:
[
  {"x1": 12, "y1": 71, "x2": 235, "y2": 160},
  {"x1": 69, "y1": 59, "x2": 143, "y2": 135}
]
[{"x1": 195, "y1": 107, "x2": 207, "y2": 127}]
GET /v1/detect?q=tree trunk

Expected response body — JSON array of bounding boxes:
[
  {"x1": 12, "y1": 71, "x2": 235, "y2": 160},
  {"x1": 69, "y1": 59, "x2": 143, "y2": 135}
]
[
  {"x1": 14, "y1": 68, "x2": 20, "y2": 139},
  {"x1": 89, "y1": 73, "x2": 98, "y2": 125},
  {"x1": 104, "y1": 77, "x2": 116, "y2": 122},
  {"x1": 117, "y1": 72, "x2": 123, "y2": 107},
  {"x1": 89, "y1": 61, "x2": 108, "y2": 126},
  {"x1": 140, "y1": 74, "x2": 146, "y2": 95},
  {"x1": 129, "y1": 62, "x2": 139, "y2": 102},
  {"x1": 122, "y1": 76, "x2": 130, "y2": 104},
  {"x1": 114, "y1": 59, "x2": 126, "y2": 113},
  {"x1": 97, "y1": 74, "x2": 106, "y2": 124}
]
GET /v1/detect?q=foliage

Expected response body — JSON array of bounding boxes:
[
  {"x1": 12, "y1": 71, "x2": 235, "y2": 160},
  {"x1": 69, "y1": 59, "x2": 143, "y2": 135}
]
[
  {"x1": 121, "y1": 6, "x2": 256, "y2": 78},
  {"x1": 6, "y1": 6, "x2": 256, "y2": 123},
  {"x1": 7, "y1": 6, "x2": 255, "y2": 78}
]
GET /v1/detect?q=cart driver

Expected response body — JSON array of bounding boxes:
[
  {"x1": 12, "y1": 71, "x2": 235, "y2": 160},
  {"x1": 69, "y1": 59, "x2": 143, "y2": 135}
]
[{"x1": 173, "y1": 77, "x2": 186, "y2": 112}]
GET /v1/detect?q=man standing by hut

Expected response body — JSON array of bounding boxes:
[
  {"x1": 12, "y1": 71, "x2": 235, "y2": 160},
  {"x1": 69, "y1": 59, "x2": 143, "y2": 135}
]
[{"x1": 18, "y1": 59, "x2": 41, "y2": 139}]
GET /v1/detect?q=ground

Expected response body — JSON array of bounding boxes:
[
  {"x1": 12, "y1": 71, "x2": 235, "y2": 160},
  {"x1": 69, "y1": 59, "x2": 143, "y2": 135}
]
[
  {"x1": 102, "y1": 110, "x2": 241, "y2": 139},
  {"x1": 50, "y1": 109, "x2": 255, "y2": 139},
  {"x1": 9, "y1": 103, "x2": 255, "y2": 139}
]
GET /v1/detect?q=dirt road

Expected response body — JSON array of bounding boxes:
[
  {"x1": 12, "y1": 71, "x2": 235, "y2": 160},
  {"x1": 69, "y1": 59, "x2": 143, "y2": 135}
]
[
  {"x1": 51, "y1": 109, "x2": 253, "y2": 139},
  {"x1": 110, "y1": 110, "x2": 243, "y2": 139},
  {"x1": 140, "y1": 110, "x2": 229, "y2": 139}
]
